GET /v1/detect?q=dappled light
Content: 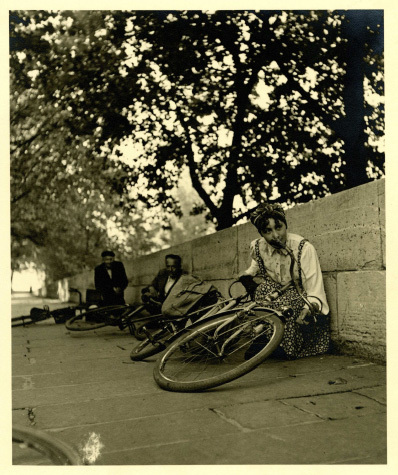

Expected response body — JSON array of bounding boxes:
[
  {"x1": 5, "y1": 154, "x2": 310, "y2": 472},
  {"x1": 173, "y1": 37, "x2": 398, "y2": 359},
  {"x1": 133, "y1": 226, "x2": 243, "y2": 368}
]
[{"x1": 10, "y1": 10, "x2": 384, "y2": 282}]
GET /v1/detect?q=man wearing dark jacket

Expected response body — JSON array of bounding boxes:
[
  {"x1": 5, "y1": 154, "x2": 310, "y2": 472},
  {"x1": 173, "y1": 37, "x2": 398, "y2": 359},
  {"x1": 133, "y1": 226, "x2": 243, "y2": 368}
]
[
  {"x1": 141, "y1": 254, "x2": 183, "y2": 311},
  {"x1": 95, "y1": 250, "x2": 128, "y2": 306}
]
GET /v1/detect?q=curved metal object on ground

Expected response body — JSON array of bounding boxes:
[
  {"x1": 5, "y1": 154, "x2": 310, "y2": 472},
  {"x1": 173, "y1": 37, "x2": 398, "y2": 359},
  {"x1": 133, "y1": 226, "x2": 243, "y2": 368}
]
[{"x1": 12, "y1": 424, "x2": 83, "y2": 465}]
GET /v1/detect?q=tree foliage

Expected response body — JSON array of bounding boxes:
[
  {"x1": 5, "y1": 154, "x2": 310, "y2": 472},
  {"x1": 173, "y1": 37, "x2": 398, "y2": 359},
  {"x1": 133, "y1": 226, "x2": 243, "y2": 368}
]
[
  {"x1": 10, "y1": 10, "x2": 384, "y2": 279},
  {"x1": 10, "y1": 11, "x2": 158, "y2": 280}
]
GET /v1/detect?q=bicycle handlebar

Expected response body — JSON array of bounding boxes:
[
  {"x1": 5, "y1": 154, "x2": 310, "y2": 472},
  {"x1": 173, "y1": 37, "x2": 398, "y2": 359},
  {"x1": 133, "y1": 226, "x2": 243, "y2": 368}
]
[
  {"x1": 228, "y1": 281, "x2": 250, "y2": 302},
  {"x1": 68, "y1": 288, "x2": 83, "y2": 305}
]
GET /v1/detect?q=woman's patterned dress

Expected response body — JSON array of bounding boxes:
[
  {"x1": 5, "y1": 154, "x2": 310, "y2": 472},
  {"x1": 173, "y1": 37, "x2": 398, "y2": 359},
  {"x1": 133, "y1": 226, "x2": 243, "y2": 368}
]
[{"x1": 253, "y1": 240, "x2": 330, "y2": 359}]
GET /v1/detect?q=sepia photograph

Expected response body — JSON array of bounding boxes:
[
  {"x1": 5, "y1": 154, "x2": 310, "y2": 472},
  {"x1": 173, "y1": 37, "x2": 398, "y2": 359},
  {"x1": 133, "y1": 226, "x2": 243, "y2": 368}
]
[{"x1": 7, "y1": 2, "x2": 390, "y2": 469}]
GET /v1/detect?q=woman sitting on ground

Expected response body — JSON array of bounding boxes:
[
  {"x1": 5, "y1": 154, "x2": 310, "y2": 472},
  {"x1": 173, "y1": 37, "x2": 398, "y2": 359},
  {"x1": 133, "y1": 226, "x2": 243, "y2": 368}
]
[{"x1": 239, "y1": 203, "x2": 330, "y2": 359}]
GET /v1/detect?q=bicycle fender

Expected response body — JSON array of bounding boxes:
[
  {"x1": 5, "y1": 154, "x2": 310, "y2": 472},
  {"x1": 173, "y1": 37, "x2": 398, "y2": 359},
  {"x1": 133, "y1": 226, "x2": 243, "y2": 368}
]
[{"x1": 161, "y1": 305, "x2": 285, "y2": 347}]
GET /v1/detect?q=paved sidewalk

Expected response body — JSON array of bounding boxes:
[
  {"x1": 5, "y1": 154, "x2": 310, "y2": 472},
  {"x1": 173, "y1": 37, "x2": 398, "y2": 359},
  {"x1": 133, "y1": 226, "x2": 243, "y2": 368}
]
[{"x1": 11, "y1": 296, "x2": 387, "y2": 466}]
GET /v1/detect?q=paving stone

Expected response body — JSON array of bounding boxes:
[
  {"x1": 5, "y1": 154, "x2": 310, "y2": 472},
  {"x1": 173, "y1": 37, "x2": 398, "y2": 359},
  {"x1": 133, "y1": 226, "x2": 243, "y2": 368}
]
[
  {"x1": 12, "y1": 364, "x2": 141, "y2": 390},
  {"x1": 281, "y1": 391, "x2": 386, "y2": 420},
  {"x1": 12, "y1": 375, "x2": 158, "y2": 408},
  {"x1": 95, "y1": 413, "x2": 386, "y2": 465},
  {"x1": 11, "y1": 296, "x2": 387, "y2": 467},
  {"x1": 354, "y1": 385, "x2": 386, "y2": 405},
  {"x1": 210, "y1": 399, "x2": 320, "y2": 429},
  {"x1": 46, "y1": 407, "x2": 240, "y2": 462},
  {"x1": 12, "y1": 355, "x2": 134, "y2": 376}
]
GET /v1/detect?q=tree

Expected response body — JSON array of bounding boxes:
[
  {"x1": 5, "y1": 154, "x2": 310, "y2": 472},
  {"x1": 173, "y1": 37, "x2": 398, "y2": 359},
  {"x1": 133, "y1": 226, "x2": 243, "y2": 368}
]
[
  {"x1": 120, "y1": 10, "x2": 384, "y2": 226},
  {"x1": 10, "y1": 11, "x2": 161, "y2": 280},
  {"x1": 338, "y1": 10, "x2": 384, "y2": 188},
  {"x1": 10, "y1": 9, "x2": 384, "y2": 256}
]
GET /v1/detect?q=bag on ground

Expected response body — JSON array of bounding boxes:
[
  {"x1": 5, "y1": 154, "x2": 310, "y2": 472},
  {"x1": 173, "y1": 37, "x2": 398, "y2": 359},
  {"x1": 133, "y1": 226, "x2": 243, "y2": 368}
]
[{"x1": 161, "y1": 274, "x2": 219, "y2": 318}]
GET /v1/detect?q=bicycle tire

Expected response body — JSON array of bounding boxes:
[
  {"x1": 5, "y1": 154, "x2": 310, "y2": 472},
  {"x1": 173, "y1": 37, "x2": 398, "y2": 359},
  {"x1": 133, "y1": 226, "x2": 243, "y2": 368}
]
[
  {"x1": 130, "y1": 322, "x2": 154, "y2": 341},
  {"x1": 153, "y1": 308, "x2": 284, "y2": 392},
  {"x1": 130, "y1": 328, "x2": 169, "y2": 361},
  {"x1": 65, "y1": 305, "x2": 128, "y2": 331},
  {"x1": 12, "y1": 316, "x2": 35, "y2": 328},
  {"x1": 13, "y1": 424, "x2": 82, "y2": 465}
]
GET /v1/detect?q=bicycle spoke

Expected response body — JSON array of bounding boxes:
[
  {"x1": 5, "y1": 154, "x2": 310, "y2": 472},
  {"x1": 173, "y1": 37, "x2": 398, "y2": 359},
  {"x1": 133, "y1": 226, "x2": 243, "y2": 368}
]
[{"x1": 154, "y1": 308, "x2": 284, "y2": 391}]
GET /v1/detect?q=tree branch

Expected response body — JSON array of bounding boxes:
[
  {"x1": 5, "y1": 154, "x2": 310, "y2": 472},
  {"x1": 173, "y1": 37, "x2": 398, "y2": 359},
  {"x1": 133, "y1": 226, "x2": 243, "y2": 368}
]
[{"x1": 177, "y1": 111, "x2": 220, "y2": 219}]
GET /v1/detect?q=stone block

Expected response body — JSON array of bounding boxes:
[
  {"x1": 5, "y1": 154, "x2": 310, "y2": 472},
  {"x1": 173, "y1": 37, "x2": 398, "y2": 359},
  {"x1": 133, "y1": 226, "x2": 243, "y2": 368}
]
[
  {"x1": 192, "y1": 227, "x2": 238, "y2": 280},
  {"x1": 312, "y1": 226, "x2": 383, "y2": 272},
  {"x1": 123, "y1": 286, "x2": 137, "y2": 305},
  {"x1": 323, "y1": 272, "x2": 337, "y2": 334},
  {"x1": 128, "y1": 241, "x2": 193, "y2": 287},
  {"x1": 288, "y1": 197, "x2": 379, "y2": 238},
  {"x1": 68, "y1": 272, "x2": 94, "y2": 304},
  {"x1": 236, "y1": 222, "x2": 260, "y2": 274},
  {"x1": 336, "y1": 270, "x2": 386, "y2": 359},
  {"x1": 286, "y1": 181, "x2": 383, "y2": 272},
  {"x1": 126, "y1": 250, "x2": 165, "y2": 286}
]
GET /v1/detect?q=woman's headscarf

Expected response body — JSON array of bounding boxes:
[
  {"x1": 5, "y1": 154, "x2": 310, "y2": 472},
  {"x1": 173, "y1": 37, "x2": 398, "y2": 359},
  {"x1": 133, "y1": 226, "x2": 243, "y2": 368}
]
[{"x1": 250, "y1": 203, "x2": 287, "y2": 232}]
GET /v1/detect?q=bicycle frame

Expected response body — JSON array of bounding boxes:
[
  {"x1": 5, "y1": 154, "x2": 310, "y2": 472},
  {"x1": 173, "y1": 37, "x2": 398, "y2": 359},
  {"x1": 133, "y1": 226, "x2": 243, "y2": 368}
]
[
  {"x1": 131, "y1": 291, "x2": 249, "y2": 351},
  {"x1": 207, "y1": 282, "x2": 295, "y2": 357}
]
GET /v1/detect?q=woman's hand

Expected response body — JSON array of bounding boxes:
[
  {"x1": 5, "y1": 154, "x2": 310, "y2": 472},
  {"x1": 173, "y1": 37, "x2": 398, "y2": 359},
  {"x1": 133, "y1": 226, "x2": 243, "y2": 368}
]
[
  {"x1": 296, "y1": 307, "x2": 311, "y2": 325},
  {"x1": 296, "y1": 302, "x2": 320, "y2": 325},
  {"x1": 238, "y1": 275, "x2": 258, "y2": 298}
]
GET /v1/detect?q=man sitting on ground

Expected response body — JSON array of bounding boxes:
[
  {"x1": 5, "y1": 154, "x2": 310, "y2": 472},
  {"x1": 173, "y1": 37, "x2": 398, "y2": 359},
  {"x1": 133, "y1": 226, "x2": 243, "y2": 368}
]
[{"x1": 141, "y1": 254, "x2": 183, "y2": 313}]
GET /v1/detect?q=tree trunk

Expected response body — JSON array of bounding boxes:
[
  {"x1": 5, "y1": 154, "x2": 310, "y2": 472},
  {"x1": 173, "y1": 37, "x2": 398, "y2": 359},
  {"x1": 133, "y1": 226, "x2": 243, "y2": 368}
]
[{"x1": 339, "y1": 10, "x2": 383, "y2": 189}]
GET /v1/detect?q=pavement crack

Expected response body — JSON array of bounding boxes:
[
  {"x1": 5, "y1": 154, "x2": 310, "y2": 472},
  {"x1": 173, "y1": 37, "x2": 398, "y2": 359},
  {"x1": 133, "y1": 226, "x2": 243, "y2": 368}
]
[
  {"x1": 276, "y1": 385, "x2": 383, "y2": 401},
  {"x1": 352, "y1": 389, "x2": 386, "y2": 406},
  {"x1": 209, "y1": 408, "x2": 251, "y2": 433},
  {"x1": 279, "y1": 400, "x2": 327, "y2": 421}
]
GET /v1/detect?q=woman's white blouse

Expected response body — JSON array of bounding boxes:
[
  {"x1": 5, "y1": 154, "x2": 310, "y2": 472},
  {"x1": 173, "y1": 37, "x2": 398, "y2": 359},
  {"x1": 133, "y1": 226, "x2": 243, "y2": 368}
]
[{"x1": 243, "y1": 233, "x2": 329, "y2": 315}]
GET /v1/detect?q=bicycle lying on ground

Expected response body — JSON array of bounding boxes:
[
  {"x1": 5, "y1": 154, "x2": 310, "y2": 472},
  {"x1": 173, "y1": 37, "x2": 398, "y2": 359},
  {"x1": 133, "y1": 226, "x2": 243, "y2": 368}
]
[
  {"x1": 129, "y1": 282, "x2": 250, "y2": 361},
  {"x1": 11, "y1": 288, "x2": 101, "y2": 328},
  {"x1": 65, "y1": 302, "x2": 153, "y2": 339},
  {"x1": 153, "y1": 245, "x2": 322, "y2": 392},
  {"x1": 65, "y1": 285, "x2": 232, "y2": 342},
  {"x1": 65, "y1": 280, "x2": 233, "y2": 341}
]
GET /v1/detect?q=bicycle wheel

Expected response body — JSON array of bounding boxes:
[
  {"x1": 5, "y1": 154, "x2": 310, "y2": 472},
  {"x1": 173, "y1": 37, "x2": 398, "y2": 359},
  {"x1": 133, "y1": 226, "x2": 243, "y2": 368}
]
[
  {"x1": 153, "y1": 307, "x2": 285, "y2": 392},
  {"x1": 65, "y1": 305, "x2": 128, "y2": 331},
  {"x1": 13, "y1": 424, "x2": 82, "y2": 465},
  {"x1": 130, "y1": 328, "x2": 169, "y2": 361},
  {"x1": 132, "y1": 323, "x2": 149, "y2": 340}
]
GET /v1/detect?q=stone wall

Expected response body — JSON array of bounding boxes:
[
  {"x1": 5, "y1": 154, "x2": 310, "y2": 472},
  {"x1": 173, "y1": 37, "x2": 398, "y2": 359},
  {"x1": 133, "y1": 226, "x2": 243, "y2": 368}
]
[{"x1": 62, "y1": 179, "x2": 386, "y2": 362}]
